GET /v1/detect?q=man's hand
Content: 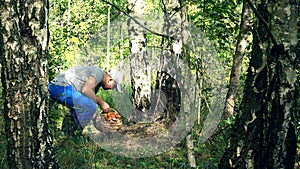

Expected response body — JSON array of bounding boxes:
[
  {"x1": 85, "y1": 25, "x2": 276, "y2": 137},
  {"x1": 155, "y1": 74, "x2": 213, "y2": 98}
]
[{"x1": 100, "y1": 101, "x2": 110, "y2": 113}]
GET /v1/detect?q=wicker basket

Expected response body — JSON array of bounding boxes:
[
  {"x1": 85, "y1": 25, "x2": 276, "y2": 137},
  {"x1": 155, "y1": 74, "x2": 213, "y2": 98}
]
[{"x1": 93, "y1": 109, "x2": 122, "y2": 132}]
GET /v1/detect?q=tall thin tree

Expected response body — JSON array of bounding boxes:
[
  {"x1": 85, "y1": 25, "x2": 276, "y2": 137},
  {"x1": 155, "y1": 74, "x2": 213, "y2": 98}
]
[
  {"x1": 106, "y1": 5, "x2": 111, "y2": 70},
  {"x1": 0, "y1": 0, "x2": 58, "y2": 168},
  {"x1": 224, "y1": 0, "x2": 252, "y2": 117}
]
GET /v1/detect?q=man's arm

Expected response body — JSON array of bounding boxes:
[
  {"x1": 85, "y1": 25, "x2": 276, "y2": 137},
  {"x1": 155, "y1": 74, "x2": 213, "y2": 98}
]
[{"x1": 82, "y1": 76, "x2": 110, "y2": 112}]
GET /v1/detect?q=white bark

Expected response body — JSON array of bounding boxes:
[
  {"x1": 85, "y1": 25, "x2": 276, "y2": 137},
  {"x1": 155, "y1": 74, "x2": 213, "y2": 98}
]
[{"x1": 128, "y1": 0, "x2": 151, "y2": 113}]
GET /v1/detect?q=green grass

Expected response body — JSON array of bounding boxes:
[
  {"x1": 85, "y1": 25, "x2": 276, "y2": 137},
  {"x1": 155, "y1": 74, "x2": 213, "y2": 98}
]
[
  {"x1": 53, "y1": 135, "x2": 222, "y2": 169},
  {"x1": 56, "y1": 138, "x2": 183, "y2": 168}
]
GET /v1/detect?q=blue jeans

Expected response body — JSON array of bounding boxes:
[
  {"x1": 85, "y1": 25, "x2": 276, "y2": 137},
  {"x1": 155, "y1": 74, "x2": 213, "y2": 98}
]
[{"x1": 48, "y1": 82, "x2": 96, "y2": 128}]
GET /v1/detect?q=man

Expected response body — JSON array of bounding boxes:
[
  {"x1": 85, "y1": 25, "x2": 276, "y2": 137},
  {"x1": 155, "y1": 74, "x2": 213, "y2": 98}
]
[{"x1": 48, "y1": 66, "x2": 122, "y2": 130}]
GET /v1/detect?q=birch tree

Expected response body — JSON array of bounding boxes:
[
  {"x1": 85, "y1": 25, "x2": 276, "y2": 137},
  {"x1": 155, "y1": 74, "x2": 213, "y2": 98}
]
[
  {"x1": 160, "y1": 0, "x2": 196, "y2": 167},
  {"x1": 127, "y1": 0, "x2": 151, "y2": 116},
  {"x1": 158, "y1": 0, "x2": 182, "y2": 124},
  {"x1": 224, "y1": 1, "x2": 252, "y2": 117},
  {"x1": 0, "y1": 0, "x2": 58, "y2": 168},
  {"x1": 219, "y1": 0, "x2": 298, "y2": 168}
]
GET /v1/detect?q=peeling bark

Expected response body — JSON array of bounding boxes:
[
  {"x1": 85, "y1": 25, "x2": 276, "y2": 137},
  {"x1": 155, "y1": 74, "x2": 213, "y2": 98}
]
[
  {"x1": 219, "y1": 0, "x2": 298, "y2": 168},
  {"x1": 127, "y1": 0, "x2": 151, "y2": 114},
  {"x1": 0, "y1": 0, "x2": 58, "y2": 168}
]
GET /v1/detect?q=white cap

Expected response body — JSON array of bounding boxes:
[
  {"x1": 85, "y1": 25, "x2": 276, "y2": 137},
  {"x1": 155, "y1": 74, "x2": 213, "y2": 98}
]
[{"x1": 107, "y1": 70, "x2": 123, "y2": 92}]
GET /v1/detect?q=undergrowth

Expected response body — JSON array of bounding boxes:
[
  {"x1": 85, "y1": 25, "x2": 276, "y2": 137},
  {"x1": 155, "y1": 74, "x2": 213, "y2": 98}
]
[
  {"x1": 51, "y1": 127, "x2": 227, "y2": 169},
  {"x1": 0, "y1": 89, "x2": 299, "y2": 168}
]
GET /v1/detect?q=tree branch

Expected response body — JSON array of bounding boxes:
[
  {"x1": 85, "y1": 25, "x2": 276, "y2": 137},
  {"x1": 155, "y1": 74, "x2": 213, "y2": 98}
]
[
  {"x1": 101, "y1": 0, "x2": 170, "y2": 39},
  {"x1": 245, "y1": 0, "x2": 278, "y2": 46}
]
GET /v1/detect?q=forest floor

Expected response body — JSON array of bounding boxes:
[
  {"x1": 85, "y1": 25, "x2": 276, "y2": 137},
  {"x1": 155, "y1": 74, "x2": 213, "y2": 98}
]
[
  {"x1": 0, "y1": 118, "x2": 300, "y2": 168},
  {"x1": 82, "y1": 119, "x2": 184, "y2": 158},
  {"x1": 0, "y1": 109, "x2": 299, "y2": 168}
]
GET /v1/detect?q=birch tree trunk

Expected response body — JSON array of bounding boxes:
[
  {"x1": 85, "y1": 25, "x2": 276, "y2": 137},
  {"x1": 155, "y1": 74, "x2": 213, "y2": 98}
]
[
  {"x1": 219, "y1": 0, "x2": 298, "y2": 168},
  {"x1": 127, "y1": 0, "x2": 151, "y2": 115},
  {"x1": 181, "y1": 2, "x2": 196, "y2": 168},
  {"x1": 158, "y1": 0, "x2": 182, "y2": 124},
  {"x1": 224, "y1": 1, "x2": 252, "y2": 117},
  {"x1": 160, "y1": 0, "x2": 196, "y2": 168},
  {"x1": 0, "y1": 0, "x2": 58, "y2": 168}
]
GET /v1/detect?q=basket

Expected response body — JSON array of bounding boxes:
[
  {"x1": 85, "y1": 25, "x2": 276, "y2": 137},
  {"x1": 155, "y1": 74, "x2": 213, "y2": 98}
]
[{"x1": 93, "y1": 108, "x2": 122, "y2": 132}]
